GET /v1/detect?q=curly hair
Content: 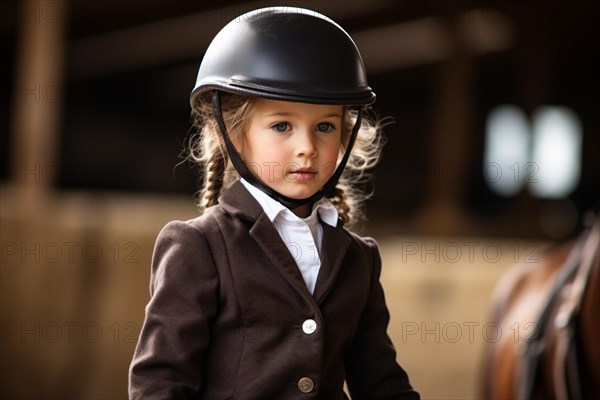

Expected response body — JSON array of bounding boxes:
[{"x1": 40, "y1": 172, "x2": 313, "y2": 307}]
[{"x1": 186, "y1": 92, "x2": 387, "y2": 226}]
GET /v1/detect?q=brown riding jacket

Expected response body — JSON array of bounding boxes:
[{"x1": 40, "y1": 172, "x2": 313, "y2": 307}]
[{"x1": 129, "y1": 181, "x2": 419, "y2": 399}]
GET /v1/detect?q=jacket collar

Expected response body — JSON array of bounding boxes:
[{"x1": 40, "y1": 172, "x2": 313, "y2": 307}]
[
  {"x1": 239, "y1": 178, "x2": 339, "y2": 228},
  {"x1": 218, "y1": 180, "x2": 351, "y2": 304},
  {"x1": 218, "y1": 180, "x2": 265, "y2": 222},
  {"x1": 219, "y1": 180, "x2": 343, "y2": 226}
]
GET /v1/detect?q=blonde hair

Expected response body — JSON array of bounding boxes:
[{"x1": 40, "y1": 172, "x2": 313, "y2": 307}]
[{"x1": 186, "y1": 92, "x2": 387, "y2": 226}]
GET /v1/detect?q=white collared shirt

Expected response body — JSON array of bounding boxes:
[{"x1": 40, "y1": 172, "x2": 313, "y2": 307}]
[{"x1": 240, "y1": 179, "x2": 339, "y2": 294}]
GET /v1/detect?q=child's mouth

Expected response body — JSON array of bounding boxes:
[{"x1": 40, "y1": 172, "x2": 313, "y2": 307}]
[{"x1": 288, "y1": 168, "x2": 317, "y2": 182}]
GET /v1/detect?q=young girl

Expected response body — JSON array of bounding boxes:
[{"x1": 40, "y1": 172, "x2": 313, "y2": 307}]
[{"x1": 129, "y1": 7, "x2": 419, "y2": 400}]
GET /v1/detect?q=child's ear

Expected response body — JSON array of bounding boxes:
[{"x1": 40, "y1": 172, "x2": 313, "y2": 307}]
[{"x1": 230, "y1": 133, "x2": 246, "y2": 156}]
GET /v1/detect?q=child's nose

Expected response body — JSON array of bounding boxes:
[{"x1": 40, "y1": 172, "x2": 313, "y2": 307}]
[{"x1": 295, "y1": 130, "x2": 317, "y2": 158}]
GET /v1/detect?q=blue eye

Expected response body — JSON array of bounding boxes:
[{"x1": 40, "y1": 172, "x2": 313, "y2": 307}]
[
  {"x1": 316, "y1": 122, "x2": 334, "y2": 133},
  {"x1": 272, "y1": 122, "x2": 290, "y2": 133}
]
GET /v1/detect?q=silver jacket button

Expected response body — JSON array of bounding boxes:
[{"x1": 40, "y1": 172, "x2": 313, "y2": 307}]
[
  {"x1": 302, "y1": 319, "x2": 317, "y2": 334},
  {"x1": 298, "y1": 377, "x2": 314, "y2": 393}
]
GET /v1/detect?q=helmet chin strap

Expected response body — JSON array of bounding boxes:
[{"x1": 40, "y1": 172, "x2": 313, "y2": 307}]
[{"x1": 212, "y1": 90, "x2": 363, "y2": 210}]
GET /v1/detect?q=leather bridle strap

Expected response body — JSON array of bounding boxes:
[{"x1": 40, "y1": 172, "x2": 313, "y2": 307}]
[
  {"x1": 518, "y1": 214, "x2": 599, "y2": 400},
  {"x1": 552, "y1": 215, "x2": 600, "y2": 400},
  {"x1": 518, "y1": 234, "x2": 586, "y2": 400}
]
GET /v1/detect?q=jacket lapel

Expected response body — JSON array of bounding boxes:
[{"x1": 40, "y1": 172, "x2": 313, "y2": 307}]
[
  {"x1": 249, "y1": 213, "x2": 312, "y2": 298},
  {"x1": 313, "y1": 220, "x2": 351, "y2": 304},
  {"x1": 219, "y1": 181, "x2": 312, "y2": 299}
]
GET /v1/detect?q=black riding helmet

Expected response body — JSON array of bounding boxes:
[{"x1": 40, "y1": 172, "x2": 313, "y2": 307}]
[{"x1": 190, "y1": 7, "x2": 376, "y2": 209}]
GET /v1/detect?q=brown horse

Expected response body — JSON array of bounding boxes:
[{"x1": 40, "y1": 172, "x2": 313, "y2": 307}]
[{"x1": 481, "y1": 212, "x2": 600, "y2": 399}]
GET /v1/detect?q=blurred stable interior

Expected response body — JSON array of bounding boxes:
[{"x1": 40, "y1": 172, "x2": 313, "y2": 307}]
[{"x1": 1, "y1": 1, "x2": 599, "y2": 399}]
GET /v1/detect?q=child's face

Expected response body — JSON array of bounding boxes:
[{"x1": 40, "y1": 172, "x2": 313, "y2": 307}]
[{"x1": 241, "y1": 99, "x2": 343, "y2": 200}]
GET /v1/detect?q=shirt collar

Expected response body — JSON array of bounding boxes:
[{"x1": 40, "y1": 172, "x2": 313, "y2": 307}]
[{"x1": 240, "y1": 179, "x2": 339, "y2": 227}]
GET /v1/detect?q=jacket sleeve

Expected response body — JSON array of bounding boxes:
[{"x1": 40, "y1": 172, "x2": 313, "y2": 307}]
[
  {"x1": 344, "y1": 238, "x2": 420, "y2": 400},
  {"x1": 129, "y1": 220, "x2": 219, "y2": 399}
]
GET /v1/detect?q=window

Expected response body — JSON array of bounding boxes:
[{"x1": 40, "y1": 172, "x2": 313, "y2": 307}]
[
  {"x1": 483, "y1": 105, "x2": 530, "y2": 196},
  {"x1": 530, "y1": 106, "x2": 582, "y2": 198},
  {"x1": 484, "y1": 105, "x2": 582, "y2": 199}
]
